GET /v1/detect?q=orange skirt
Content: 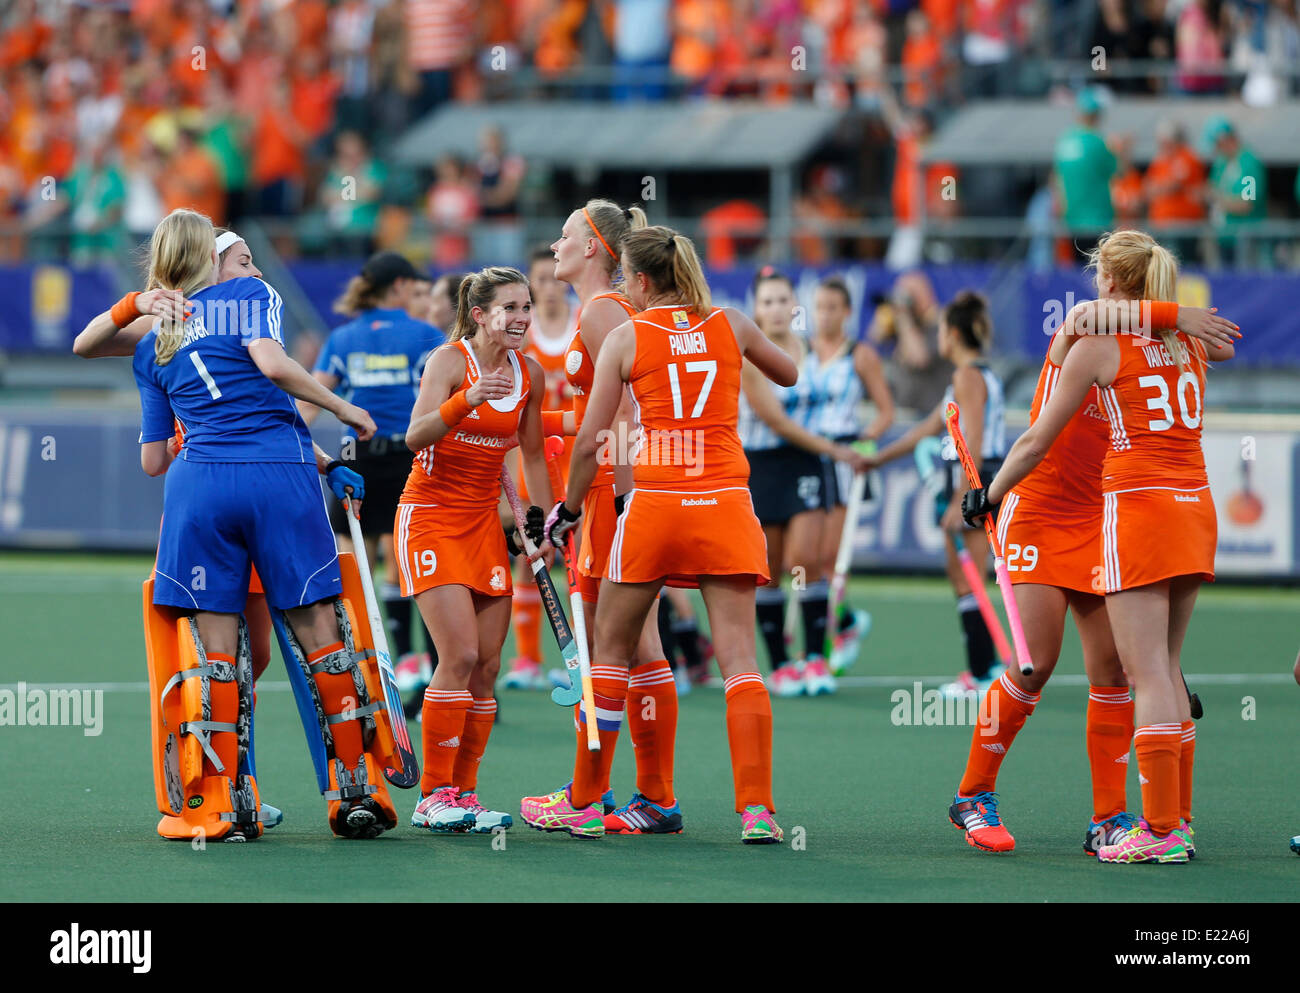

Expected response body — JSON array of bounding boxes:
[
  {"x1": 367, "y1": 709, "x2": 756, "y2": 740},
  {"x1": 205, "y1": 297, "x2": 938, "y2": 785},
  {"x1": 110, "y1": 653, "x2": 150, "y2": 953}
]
[
  {"x1": 606, "y1": 486, "x2": 769, "y2": 589},
  {"x1": 1100, "y1": 485, "x2": 1216, "y2": 594},
  {"x1": 995, "y1": 490, "x2": 1102, "y2": 595},
  {"x1": 576, "y1": 482, "x2": 617, "y2": 602},
  {"x1": 394, "y1": 502, "x2": 513, "y2": 598}
]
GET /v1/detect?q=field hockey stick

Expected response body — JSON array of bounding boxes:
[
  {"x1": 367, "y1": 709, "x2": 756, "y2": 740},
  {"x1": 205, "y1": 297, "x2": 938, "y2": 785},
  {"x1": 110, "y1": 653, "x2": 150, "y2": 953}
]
[
  {"x1": 541, "y1": 435, "x2": 588, "y2": 708},
  {"x1": 957, "y1": 537, "x2": 1013, "y2": 668},
  {"x1": 944, "y1": 403, "x2": 1034, "y2": 676},
  {"x1": 824, "y1": 441, "x2": 875, "y2": 669},
  {"x1": 500, "y1": 464, "x2": 599, "y2": 750},
  {"x1": 343, "y1": 496, "x2": 420, "y2": 789}
]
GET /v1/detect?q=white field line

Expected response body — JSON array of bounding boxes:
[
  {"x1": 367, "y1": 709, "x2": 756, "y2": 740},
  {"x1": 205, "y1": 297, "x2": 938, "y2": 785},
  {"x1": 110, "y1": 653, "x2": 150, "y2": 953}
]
[{"x1": 1, "y1": 673, "x2": 1293, "y2": 693}]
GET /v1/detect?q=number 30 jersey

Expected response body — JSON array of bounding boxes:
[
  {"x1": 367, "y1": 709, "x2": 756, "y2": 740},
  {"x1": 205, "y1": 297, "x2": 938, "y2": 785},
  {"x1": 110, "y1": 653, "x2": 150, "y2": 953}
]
[
  {"x1": 626, "y1": 305, "x2": 748, "y2": 491},
  {"x1": 1100, "y1": 332, "x2": 1208, "y2": 492}
]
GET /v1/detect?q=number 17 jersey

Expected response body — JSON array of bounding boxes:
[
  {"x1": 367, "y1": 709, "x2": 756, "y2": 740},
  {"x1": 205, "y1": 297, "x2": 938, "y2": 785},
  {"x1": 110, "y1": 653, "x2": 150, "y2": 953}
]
[{"x1": 627, "y1": 305, "x2": 747, "y2": 491}]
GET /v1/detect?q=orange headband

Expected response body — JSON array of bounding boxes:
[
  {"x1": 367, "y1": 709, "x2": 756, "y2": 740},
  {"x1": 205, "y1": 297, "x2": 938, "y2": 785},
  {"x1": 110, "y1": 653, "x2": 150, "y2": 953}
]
[{"x1": 582, "y1": 207, "x2": 616, "y2": 261}]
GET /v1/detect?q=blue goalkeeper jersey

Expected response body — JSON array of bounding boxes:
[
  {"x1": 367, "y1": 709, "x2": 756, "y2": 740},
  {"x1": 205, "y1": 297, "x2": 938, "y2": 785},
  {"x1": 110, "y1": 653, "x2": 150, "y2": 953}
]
[
  {"x1": 314, "y1": 308, "x2": 444, "y2": 438},
  {"x1": 133, "y1": 276, "x2": 315, "y2": 463}
]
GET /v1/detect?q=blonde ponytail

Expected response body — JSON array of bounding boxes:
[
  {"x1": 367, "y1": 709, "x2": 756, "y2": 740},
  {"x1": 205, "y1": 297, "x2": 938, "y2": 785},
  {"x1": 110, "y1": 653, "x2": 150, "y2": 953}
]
[
  {"x1": 1089, "y1": 229, "x2": 1187, "y2": 371},
  {"x1": 622, "y1": 226, "x2": 712, "y2": 315},
  {"x1": 147, "y1": 209, "x2": 216, "y2": 365}
]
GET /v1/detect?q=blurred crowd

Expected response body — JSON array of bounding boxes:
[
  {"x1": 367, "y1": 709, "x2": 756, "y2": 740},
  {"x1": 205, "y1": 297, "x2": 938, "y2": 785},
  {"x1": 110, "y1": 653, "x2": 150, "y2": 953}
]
[{"x1": 1, "y1": 0, "x2": 1297, "y2": 266}]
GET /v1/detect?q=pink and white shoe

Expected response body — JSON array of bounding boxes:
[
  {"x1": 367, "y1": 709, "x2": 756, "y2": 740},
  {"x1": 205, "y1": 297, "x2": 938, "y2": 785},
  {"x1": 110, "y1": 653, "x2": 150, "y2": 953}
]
[
  {"x1": 520, "y1": 786, "x2": 605, "y2": 838},
  {"x1": 411, "y1": 786, "x2": 476, "y2": 833},
  {"x1": 502, "y1": 657, "x2": 546, "y2": 690},
  {"x1": 803, "y1": 658, "x2": 837, "y2": 696},
  {"x1": 768, "y1": 663, "x2": 806, "y2": 698},
  {"x1": 456, "y1": 790, "x2": 512, "y2": 833},
  {"x1": 1097, "y1": 820, "x2": 1189, "y2": 864},
  {"x1": 394, "y1": 652, "x2": 425, "y2": 694}
]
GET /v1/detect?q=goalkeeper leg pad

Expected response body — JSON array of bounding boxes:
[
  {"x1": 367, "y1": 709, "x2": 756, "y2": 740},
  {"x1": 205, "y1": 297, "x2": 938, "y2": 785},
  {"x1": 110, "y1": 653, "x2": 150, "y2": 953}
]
[
  {"x1": 143, "y1": 580, "x2": 262, "y2": 842},
  {"x1": 278, "y1": 593, "x2": 398, "y2": 838}
]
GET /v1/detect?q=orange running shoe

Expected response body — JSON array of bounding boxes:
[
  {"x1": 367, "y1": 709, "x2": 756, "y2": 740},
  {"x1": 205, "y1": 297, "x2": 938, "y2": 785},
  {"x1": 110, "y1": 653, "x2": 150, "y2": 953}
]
[{"x1": 949, "y1": 791, "x2": 1015, "y2": 853}]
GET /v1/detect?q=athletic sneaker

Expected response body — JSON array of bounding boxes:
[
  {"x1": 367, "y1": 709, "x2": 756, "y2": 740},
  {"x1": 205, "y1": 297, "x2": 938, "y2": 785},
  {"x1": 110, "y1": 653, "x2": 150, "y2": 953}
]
[
  {"x1": 604, "y1": 793, "x2": 684, "y2": 834},
  {"x1": 1083, "y1": 811, "x2": 1137, "y2": 856},
  {"x1": 949, "y1": 791, "x2": 1015, "y2": 852},
  {"x1": 673, "y1": 664, "x2": 693, "y2": 697},
  {"x1": 526, "y1": 782, "x2": 617, "y2": 815},
  {"x1": 1176, "y1": 818, "x2": 1196, "y2": 859},
  {"x1": 803, "y1": 657, "x2": 837, "y2": 696},
  {"x1": 939, "y1": 671, "x2": 977, "y2": 700},
  {"x1": 740, "y1": 805, "x2": 783, "y2": 844},
  {"x1": 519, "y1": 785, "x2": 605, "y2": 838},
  {"x1": 1290, "y1": 834, "x2": 1300, "y2": 855},
  {"x1": 547, "y1": 667, "x2": 574, "y2": 690},
  {"x1": 1097, "y1": 821, "x2": 1189, "y2": 864},
  {"x1": 830, "y1": 608, "x2": 872, "y2": 675},
  {"x1": 769, "y1": 662, "x2": 806, "y2": 698},
  {"x1": 502, "y1": 658, "x2": 546, "y2": 690},
  {"x1": 259, "y1": 803, "x2": 283, "y2": 829},
  {"x1": 411, "y1": 786, "x2": 476, "y2": 832},
  {"x1": 456, "y1": 790, "x2": 513, "y2": 833}
]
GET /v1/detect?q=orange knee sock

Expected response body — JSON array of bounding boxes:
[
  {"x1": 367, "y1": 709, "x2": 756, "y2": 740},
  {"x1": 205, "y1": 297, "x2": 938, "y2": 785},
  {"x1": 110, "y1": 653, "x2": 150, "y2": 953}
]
[
  {"x1": 512, "y1": 585, "x2": 541, "y2": 663},
  {"x1": 572, "y1": 665, "x2": 628, "y2": 808},
  {"x1": 1134, "y1": 723, "x2": 1182, "y2": 836},
  {"x1": 307, "y1": 642, "x2": 364, "y2": 766},
  {"x1": 627, "y1": 659, "x2": 678, "y2": 805},
  {"x1": 724, "y1": 672, "x2": 774, "y2": 813},
  {"x1": 420, "y1": 688, "x2": 472, "y2": 794},
  {"x1": 1086, "y1": 685, "x2": 1135, "y2": 821},
  {"x1": 1179, "y1": 719, "x2": 1195, "y2": 824},
  {"x1": 958, "y1": 672, "x2": 1039, "y2": 796},
  {"x1": 451, "y1": 697, "x2": 497, "y2": 792}
]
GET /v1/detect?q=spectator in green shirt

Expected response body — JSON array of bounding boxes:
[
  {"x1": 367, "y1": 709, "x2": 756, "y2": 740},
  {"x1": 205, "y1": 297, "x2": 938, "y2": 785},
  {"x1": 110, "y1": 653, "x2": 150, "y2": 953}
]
[
  {"x1": 26, "y1": 140, "x2": 126, "y2": 263},
  {"x1": 1053, "y1": 88, "x2": 1118, "y2": 240},
  {"x1": 1204, "y1": 115, "x2": 1268, "y2": 266}
]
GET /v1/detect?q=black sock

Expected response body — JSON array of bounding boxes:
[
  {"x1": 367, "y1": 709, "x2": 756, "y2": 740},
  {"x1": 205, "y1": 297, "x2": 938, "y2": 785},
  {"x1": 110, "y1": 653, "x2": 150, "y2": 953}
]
[
  {"x1": 800, "y1": 580, "x2": 830, "y2": 661},
  {"x1": 657, "y1": 597, "x2": 679, "y2": 669},
  {"x1": 756, "y1": 585, "x2": 788, "y2": 672},
  {"x1": 957, "y1": 594, "x2": 995, "y2": 680},
  {"x1": 672, "y1": 615, "x2": 702, "y2": 671},
  {"x1": 836, "y1": 601, "x2": 855, "y2": 629},
  {"x1": 381, "y1": 583, "x2": 412, "y2": 658}
]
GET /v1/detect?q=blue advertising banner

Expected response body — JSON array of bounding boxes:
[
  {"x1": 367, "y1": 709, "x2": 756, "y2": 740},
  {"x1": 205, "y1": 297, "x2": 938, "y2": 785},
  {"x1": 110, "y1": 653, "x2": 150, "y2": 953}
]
[{"x1": 4, "y1": 261, "x2": 1299, "y2": 368}]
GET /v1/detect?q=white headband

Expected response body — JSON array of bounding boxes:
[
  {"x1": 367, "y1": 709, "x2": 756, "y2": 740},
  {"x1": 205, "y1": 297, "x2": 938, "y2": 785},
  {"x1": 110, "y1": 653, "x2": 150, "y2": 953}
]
[{"x1": 215, "y1": 230, "x2": 243, "y2": 255}]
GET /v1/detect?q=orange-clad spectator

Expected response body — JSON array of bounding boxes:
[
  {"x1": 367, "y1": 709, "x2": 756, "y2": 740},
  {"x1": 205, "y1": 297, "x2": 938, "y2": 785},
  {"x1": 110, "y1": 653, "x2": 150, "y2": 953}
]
[
  {"x1": 901, "y1": 9, "x2": 945, "y2": 107},
  {"x1": 793, "y1": 167, "x2": 854, "y2": 265},
  {"x1": 672, "y1": 0, "x2": 731, "y2": 83},
  {"x1": 813, "y1": 0, "x2": 854, "y2": 71},
  {"x1": 532, "y1": 0, "x2": 588, "y2": 76},
  {"x1": 892, "y1": 110, "x2": 958, "y2": 226},
  {"x1": 1145, "y1": 121, "x2": 1207, "y2": 225},
  {"x1": 426, "y1": 153, "x2": 478, "y2": 266},
  {"x1": 700, "y1": 199, "x2": 767, "y2": 267},
  {"x1": 251, "y1": 79, "x2": 306, "y2": 216},
  {"x1": 291, "y1": 47, "x2": 341, "y2": 145},
  {"x1": 923, "y1": 0, "x2": 961, "y2": 42},
  {"x1": 407, "y1": 0, "x2": 476, "y2": 115},
  {"x1": 1, "y1": 0, "x2": 53, "y2": 69},
  {"x1": 292, "y1": 0, "x2": 332, "y2": 51},
  {"x1": 159, "y1": 127, "x2": 225, "y2": 225},
  {"x1": 1110, "y1": 134, "x2": 1144, "y2": 227}
]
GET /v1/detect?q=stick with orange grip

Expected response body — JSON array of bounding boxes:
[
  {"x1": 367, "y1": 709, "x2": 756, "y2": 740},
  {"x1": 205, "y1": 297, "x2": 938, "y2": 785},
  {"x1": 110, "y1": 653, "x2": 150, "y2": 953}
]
[{"x1": 945, "y1": 403, "x2": 1034, "y2": 676}]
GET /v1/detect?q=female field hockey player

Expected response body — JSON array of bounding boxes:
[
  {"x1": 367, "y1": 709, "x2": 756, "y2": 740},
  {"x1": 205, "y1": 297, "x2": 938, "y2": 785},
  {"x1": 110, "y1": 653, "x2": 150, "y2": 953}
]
[
  {"x1": 501, "y1": 246, "x2": 579, "y2": 691},
  {"x1": 130, "y1": 209, "x2": 390, "y2": 839},
  {"x1": 868, "y1": 292, "x2": 1007, "y2": 698},
  {"x1": 535, "y1": 199, "x2": 687, "y2": 834},
  {"x1": 399, "y1": 266, "x2": 553, "y2": 834},
  {"x1": 947, "y1": 261, "x2": 1236, "y2": 855},
  {"x1": 966, "y1": 230, "x2": 1226, "y2": 865},
  {"x1": 740, "y1": 267, "x2": 868, "y2": 697},
  {"x1": 75, "y1": 228, "x2": 365, "y2": 684},
  {"x1": 300, "y1": 253, "x2": 444, "y2": 699},
  {"x1": 528, "y1": 225, "x2": 798, "y2": 844},
  {"x1": 797, "y1": 276, "x2": 894, "y2": 689}
]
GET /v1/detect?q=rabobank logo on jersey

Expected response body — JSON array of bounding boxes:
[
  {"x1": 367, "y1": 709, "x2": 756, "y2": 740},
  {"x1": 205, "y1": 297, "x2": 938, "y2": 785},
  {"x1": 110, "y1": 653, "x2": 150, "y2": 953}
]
[{"x1": 453, "y1": 430, "x2": 507, "y2": 448}]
